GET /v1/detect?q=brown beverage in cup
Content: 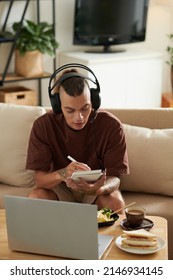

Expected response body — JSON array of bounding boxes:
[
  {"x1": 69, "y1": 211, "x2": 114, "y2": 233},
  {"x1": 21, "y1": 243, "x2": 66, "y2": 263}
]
[{"x1": 125, "y1": 206, "x2": 146, "y2": 228}]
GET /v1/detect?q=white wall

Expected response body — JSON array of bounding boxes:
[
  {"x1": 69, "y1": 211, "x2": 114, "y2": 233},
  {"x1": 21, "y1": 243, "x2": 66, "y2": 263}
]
[
  {"x1": 0, "y1": 0, "x2": 173, "y2": 106},
  {"x1": 146, "y1": 0, "x2": 173, "y2": 93}
]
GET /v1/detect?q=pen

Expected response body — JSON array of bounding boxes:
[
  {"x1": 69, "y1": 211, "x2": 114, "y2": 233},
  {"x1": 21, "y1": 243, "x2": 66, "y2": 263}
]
[{"x1": 67, "y1": 155, "x2": 77, "y2": 162}]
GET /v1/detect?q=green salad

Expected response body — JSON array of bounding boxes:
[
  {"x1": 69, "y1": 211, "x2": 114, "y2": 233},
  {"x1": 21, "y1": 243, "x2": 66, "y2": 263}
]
[{"x1": 97, "y1": 208, "x2": 114, "y2": 223}]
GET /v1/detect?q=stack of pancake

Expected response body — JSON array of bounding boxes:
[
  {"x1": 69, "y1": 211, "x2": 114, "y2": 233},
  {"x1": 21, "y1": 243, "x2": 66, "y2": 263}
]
[{"x1": 121, "y1": 229, "x2": 158, "y2": 250}]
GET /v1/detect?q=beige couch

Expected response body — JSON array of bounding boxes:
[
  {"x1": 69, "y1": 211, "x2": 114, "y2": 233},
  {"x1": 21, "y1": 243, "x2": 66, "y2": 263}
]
[{"x1": 0, "y1": 103, "x2": 173, "y2": 259}]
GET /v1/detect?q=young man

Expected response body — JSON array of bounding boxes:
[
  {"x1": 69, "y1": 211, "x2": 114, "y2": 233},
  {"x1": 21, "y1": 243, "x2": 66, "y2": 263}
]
[{"x1": 26, "y1": 66, "x2": 129, "y2": 212}]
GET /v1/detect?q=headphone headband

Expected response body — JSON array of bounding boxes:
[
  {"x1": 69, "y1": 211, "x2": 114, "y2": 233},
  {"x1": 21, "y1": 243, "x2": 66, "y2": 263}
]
[
  {"x1": 48, "y1": 63, "x2": 100, "y2": 92},
  {"x1": 50, "y1": 72, "x2": 97, "y2": 92},
  {"x1": 48, "y1": 63, "x2": 101, "y2": 113}
]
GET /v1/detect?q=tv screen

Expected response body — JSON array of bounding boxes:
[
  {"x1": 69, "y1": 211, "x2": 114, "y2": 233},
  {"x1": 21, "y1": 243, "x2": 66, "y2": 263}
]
[{"x1": 73, "y1": 0, "x2": 149, "y2": 53}]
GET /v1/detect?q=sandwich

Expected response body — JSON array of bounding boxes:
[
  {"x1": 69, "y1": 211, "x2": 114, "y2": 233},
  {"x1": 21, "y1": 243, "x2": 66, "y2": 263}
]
[{"x1": 121, "y1": 229, "x2": 158, "y2": 250}]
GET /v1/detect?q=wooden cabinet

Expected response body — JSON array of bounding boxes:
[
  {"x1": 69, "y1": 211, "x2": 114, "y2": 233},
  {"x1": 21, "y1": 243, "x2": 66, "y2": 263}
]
[
  {"x1": 162, "y1": 93, "x2": 173, "y2": 107},
  {"x1": 59, "y1": 50, "x2": 163, "y2": 108}
]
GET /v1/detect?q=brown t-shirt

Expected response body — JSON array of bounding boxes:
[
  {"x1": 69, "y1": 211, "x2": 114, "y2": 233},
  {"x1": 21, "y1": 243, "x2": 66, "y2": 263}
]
[{"x1": 26, "y1": 109, "x2": 129, "y2": 177}]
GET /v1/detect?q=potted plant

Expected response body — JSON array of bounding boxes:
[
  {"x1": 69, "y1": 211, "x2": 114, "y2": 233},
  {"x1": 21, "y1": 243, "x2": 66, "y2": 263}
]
[
  {"x1": 12, "y1": 20, "x2": 59, "y2": 77},
  {"x1": 166, "y1": 34, "x2": 173, "y2": 93}
]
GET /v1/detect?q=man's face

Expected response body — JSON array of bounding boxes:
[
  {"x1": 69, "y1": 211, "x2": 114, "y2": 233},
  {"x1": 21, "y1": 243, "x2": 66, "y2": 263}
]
[{"x1": 59, "y1": 84, "x2": 92, "y2": 130}]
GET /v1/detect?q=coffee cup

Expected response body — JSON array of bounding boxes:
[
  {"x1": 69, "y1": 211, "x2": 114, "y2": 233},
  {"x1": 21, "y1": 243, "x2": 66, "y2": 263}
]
[{"x1": 125, "y1": 206, "x2": 146, "y2": 228}]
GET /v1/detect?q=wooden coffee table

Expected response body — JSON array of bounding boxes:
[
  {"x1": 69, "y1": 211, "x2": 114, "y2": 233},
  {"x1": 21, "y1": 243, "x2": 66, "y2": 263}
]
[{"x1": 0, "y1": 209, "x2": 168, "y2": 260}]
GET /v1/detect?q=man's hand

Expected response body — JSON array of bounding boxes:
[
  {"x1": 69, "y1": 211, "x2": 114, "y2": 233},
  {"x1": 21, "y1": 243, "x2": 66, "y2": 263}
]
[
  {"x1": 96, "y1": 176, "x2": 120, "y2": 195},
  {"x1": 57, "y1": 161, "x2": 91, "y2": 182},
  {"x1": 66, "y1": 172, "x2": 106, "y2": 195}
]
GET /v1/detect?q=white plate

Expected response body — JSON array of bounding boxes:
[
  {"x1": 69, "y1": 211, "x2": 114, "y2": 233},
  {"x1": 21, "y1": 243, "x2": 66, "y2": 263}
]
[{"x1": 115, "y1": 235, "x2": 166, "y2": 255}]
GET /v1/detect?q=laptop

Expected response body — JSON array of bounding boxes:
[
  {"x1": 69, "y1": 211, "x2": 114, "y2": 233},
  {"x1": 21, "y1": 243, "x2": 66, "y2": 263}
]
[{"x1": 4, "y1": 195, "x2": 114, "y2": 260}]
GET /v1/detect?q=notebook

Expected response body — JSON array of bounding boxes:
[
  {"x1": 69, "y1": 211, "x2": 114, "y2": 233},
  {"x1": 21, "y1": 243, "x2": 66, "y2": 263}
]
[{"x1": 4, "y1": 195, "x2": 114, "y2": 260}]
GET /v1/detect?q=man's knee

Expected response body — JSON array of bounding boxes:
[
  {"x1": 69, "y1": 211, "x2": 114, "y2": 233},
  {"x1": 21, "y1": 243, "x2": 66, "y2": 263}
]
[
  {"x1": 28, "y1": 188, "x2": 58, "y2": 200},
  {"x1": 94, "y1": 190, "x2": 125, "y2": 212},
  {"x1": 111, "y1": 190, "x2": 125, "y2": 212}
]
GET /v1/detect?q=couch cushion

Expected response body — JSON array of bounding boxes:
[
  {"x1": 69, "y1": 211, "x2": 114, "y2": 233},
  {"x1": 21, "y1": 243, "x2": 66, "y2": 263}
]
[
  {"x1": 0, "y1": 182, "x2": 35, "y2": 209},
  {"x1": 0, "y1": 103, "x2": 46, "y2": 187},
  {"x1": 120, "y1": 124, "x2": 173, "y2": 196}
]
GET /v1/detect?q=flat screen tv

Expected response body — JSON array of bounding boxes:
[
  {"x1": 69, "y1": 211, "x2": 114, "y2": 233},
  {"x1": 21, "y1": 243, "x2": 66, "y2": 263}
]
[{"x1": 73, "y1": 0, "x2": 149, "y2": 53}]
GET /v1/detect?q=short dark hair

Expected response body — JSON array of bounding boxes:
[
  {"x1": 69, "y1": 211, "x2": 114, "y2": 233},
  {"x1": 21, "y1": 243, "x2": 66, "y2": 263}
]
[{"x1": 56, "y1": 69, "x2": 89, "y2": 97}]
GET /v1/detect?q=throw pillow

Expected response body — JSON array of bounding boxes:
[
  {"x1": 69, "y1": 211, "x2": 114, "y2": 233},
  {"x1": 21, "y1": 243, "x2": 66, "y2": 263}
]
[
  {"x1": 0, "y1": 103, "x2": 46, "y2": 187},
  {"x1": 120, "y1": 124, "x2": 173, "y2": 196}
]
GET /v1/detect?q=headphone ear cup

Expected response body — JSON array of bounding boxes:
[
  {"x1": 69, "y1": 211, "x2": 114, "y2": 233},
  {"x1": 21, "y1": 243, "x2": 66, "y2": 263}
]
[
  {"x1": 50, "y1": 93, "x2": 62, "y2": 113},
  {"x1": 90, "y1": 88, "x2": 101, "y2": 110}
]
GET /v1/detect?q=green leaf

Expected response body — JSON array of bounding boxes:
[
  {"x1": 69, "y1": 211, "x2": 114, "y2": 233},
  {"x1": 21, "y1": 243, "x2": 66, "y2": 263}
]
[{"x1": 12, "y1": 19, "x2": 58, "y2": 55}]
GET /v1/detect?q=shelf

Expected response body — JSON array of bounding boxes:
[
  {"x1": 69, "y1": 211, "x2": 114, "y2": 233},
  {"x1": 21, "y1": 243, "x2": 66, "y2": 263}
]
[
  {"x1": 0, "y1": 72, "x2": 51, "y2": 83},
  {"x1": 0, "y1": 37, "x2": 15, "y2": 43},
  {"x1": 0, "y1": 0, "x2": 56, "y2": 105}
]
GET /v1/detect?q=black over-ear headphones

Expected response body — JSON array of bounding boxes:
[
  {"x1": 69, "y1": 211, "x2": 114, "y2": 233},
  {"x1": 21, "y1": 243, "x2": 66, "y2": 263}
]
[{"x1": 48, "y1": 63, "x2": 101, "y2": 113}]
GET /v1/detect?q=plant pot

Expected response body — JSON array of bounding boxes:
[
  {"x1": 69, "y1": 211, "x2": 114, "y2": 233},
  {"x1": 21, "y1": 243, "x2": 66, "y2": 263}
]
[{"x1": 15, "y1": 50, "x2": 43, "y2": 77}]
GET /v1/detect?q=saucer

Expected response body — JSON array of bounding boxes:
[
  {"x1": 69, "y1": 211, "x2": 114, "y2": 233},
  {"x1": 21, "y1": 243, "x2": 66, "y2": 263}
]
[{"x1": 120, "y1": 218, "x2": 154, "y2": 231}]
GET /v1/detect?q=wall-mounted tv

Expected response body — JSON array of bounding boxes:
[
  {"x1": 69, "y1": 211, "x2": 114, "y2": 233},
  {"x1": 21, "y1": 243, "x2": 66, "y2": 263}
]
[{"x1": 73, "y1": 0, "x2": 149, "y2": 53}]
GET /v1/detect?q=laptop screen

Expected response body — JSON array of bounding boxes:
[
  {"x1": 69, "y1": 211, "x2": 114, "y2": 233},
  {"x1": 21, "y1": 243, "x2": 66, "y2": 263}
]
[{"x1": 4, "y1": 196, "x2": 113, "y2": 259}]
